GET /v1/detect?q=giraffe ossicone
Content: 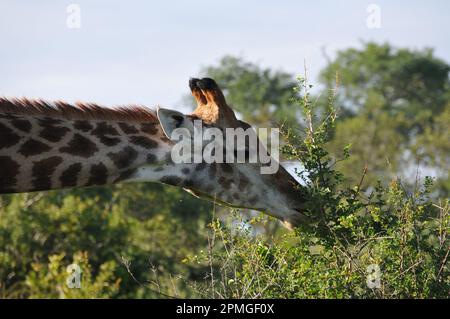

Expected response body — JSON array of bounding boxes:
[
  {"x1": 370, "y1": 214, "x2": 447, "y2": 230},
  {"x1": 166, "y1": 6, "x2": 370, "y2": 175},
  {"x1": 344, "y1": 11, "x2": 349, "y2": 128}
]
[{"x1": 0, "y1": 78, "x2": 309, "y2": 228}]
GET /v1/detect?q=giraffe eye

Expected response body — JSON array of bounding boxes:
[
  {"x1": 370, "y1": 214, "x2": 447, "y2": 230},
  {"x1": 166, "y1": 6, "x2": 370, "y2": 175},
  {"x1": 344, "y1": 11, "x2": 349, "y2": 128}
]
[{"x1": 172, "y1": 115, "x2": 184, "y2": 127}]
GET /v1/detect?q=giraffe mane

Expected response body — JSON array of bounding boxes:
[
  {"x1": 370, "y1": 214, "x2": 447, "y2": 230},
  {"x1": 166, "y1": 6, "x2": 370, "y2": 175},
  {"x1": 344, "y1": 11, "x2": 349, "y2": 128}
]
[{"x1": 0, "y1": 97, "x2": 158, "y2": 123}]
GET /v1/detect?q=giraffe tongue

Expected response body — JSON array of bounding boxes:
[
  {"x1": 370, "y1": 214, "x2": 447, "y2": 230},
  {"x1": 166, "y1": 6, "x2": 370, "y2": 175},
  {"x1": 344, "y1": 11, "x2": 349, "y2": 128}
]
[{"x1": 183, "y1": 188, "x2": 230, "y2": 207}]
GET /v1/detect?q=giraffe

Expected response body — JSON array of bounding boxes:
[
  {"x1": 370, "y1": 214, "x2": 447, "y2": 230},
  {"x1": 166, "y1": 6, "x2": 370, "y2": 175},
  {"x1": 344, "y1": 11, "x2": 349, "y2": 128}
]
[{"x1": 0, "y1": 78, "x2": 309, "y2": 228}]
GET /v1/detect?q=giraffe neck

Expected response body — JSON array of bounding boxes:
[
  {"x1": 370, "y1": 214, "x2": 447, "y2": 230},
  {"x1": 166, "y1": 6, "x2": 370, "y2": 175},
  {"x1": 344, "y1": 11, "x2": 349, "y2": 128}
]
[{"x1": 0, "y1": 98, "x2": 173, "y2": 194}]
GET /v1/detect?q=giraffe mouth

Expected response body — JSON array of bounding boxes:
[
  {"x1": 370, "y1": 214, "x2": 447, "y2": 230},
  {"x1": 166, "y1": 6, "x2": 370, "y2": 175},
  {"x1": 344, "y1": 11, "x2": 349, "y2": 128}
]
[{"x1": 284, "y1": 208, "x2": 311, "y2": 229}]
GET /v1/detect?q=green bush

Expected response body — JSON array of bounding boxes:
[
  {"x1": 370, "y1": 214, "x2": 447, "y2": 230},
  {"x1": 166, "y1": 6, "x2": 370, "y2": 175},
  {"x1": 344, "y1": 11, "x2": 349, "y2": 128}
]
[
  {"x1": 185, "y1": 77, "x2": 449, "y2": 298},
  {"x1": 1, "y1": 46, "x2": 448, "y2": 298},
  {"x1": 25, "y1": 252, "x2": 119, "y2": 299},
  {"x1": 0, "y1": 184, "x2": 213, "y2": 298}
]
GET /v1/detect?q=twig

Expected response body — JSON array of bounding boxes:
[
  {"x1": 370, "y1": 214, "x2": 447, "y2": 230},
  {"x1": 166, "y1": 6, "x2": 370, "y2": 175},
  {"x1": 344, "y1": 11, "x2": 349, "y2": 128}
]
[
  {"x1": 437, "y1": 246, "x2": 450, "y2": 282},
  {"x1": 120, "y1": 257, "x2": 176, "y2": 299}
]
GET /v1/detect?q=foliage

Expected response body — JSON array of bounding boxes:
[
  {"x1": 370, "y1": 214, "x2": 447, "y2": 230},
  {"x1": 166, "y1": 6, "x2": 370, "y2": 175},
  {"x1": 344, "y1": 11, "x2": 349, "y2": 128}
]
[
  {"x1": 0, "y1": 43, "x2": 449, "y2": 299},
  {"x1": 320, "y1": 43, "x2": 450, "y2": 192},
  {"x1": 412, "y1": 103, "x2": 450, "y2": 196},
  {"x1": 185, "y1": 77, "x2": 450, "y2": 298},
  {"x1": 320, "y1": 42, "x2": 450, "y2": 122},
  {"x1": 0, "y1": 184, "x2": 213, "y2": 298},
  {"x1": 26, "y1": 252, "x2": 119, "y2": 299}
]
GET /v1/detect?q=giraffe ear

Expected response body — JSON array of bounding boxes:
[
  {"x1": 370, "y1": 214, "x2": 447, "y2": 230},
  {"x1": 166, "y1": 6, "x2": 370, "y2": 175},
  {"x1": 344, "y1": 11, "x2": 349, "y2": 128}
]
[{"x1": 157, "y1": 108, "x2": 195, "y2": 141}]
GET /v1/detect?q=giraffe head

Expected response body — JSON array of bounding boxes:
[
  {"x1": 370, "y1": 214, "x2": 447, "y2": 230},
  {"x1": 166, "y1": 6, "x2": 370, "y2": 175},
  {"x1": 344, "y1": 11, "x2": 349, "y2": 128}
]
[
  {"x1": 0, "y1": 77, "x2": 309, "y2": 228},
  {"x1": 156, "y1": 78, "x2": 309, "y2": 228}
]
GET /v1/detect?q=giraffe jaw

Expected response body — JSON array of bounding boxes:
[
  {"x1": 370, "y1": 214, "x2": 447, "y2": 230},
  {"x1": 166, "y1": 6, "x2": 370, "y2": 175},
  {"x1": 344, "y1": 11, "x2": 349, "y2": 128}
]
[{"x1": 183, "y1": 188, "x2": 309, "y2": 230}]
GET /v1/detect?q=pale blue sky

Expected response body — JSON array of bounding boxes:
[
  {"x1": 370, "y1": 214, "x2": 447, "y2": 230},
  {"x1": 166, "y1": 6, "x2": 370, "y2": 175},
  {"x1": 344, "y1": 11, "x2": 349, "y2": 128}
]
[{"x1": 1, "y1": 1, "x2": 449, "y2": 112}]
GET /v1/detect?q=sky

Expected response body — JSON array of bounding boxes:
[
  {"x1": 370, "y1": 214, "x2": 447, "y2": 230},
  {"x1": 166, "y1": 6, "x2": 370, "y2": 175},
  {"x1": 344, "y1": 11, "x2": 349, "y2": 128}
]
[{"x1": 1, "y1": 0, "x2": 449, "y2": 112}]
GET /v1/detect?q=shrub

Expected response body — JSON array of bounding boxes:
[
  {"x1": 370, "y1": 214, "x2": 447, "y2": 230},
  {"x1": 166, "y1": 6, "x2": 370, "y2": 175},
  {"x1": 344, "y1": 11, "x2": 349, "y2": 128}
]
[{"x1": 186, "y1": 76, "x2": 450, "y2": 298}]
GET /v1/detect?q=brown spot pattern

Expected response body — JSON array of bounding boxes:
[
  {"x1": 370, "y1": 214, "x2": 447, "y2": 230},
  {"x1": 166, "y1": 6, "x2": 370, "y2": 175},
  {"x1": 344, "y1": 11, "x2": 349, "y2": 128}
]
[
  {"x1": 140, "y1": 123, "x2": 158, "y2": 135},
  {"x1": 108, "y1": 146, "x2": 138, "y2": 169},
  {"x1": 92, "y1": 122, "x2": 121, "y2": 146},
  {"x1": 220, "y1": 163, "x2": 233, "y2": 173},
  {"x1": 60, "y1": 163, "x2": 82, "y2": 187},
  {"x1": 18, "y1": 139, "x2": 51, "y2": 157},
  {"x1": 209, "y1": 163, "x2": 217, "y2": 177},
  {"x1": 195, "y1": 162, "x2": 206, "y2": 171},
  {"x1": 40, "y1": 126, "x2": 70, "y2": 143},
  {"x1": 11, "y1": 119, "x2": 32, "y2": 133},
  {"x1": 114, "y1": 168, "x2": 136, "y2": 183},
  {"x1": 87, "y1": 163, "x2": 108, "y2": 185},
  {"x1": 183, "y1": 179, "x2": 194, "y2": 188},
  {"x1": 238, "y1": 175, "x2": 249, "y2": 191},
  {"x1": 218, "y1": 176, "x2": 232, "y2": 189},
  {"x1": 74, "y1": 121, "x2": 93, "y2": 132},
  {"x1": 60, "y1": 134, "x2": 98, "y2": 158},
  {"x1": 0, "y1": 122, "x2": 21, "y2": 149},
  {"x1": 0, "y1": 156, "x2": 20, "y2": 191},
  {"x1": 99, "y1": 135, "x2": 121, "y2": 146},
  {"x1": 32, "y1": 156, "x2": 63, "y2": 190},
  {"x1": 94, "y1": 122, "x2": 120, "y2": 135},
  {"x1": 118, "y1": 122, "x2": 139, "y2": 134}
]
